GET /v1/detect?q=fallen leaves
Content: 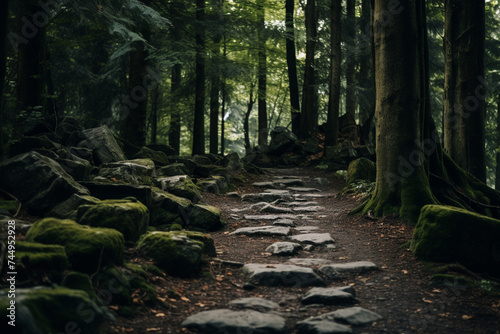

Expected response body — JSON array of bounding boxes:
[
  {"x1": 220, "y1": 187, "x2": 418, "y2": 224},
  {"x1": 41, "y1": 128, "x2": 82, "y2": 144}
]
[
  {"x1": 422, "y1": 298, "x2": 433, "y2": 304},
  {"x1": 462, "y1": 315, "x2": 473, "y2": 320}
]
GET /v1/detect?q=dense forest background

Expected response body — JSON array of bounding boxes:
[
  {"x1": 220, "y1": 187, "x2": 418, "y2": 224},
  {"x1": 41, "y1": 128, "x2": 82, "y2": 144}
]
[{"x1": 1, "y1": 0, "x2": 500, "y2": 189}]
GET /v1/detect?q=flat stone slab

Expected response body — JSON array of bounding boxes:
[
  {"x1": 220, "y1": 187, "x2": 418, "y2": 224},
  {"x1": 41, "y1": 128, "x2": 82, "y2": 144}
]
[
  {"x1": 294, "y1": 193, "x2": 335, "y2": 199},
  {"x1": 260, "y1": 204, "x2": 293, "y2": 214},
  {"x1": 242, "y1": 193, "x2": 294, "y2": 203},
  {"x1": 288, "y1": 258, "x2": 335, "y2": 266},
  {"x1": 290, "y1": 233, "x2": 336, "y2": 245},
  {"x1": 282, "y1": 201, "x2": 319, "y2": 207},
  {"x1": 181, "y1": 309, "x2": 286, "y2": 334},
  {"x1": 230, "y1": 226, "x2": 291, "y2": 237},
  {"x1": 295, "y1": 318, "x2": 353, "y2": 334},
  {"x1": 287, "y1": 187, "x2": 321, "y2": 192},
  {"x1": 263, "y1": 189, "x2": 291, "y2": 195},
  {"x1": 253, "y1": 182, "x2": 276, "y2": 188},
  {"x1": 242, "y1": 263, "x2": 325, "y2": 287},
  {"x1": 229, "y1": 297, "x2": 280, "y2": 311},
  {"x1": 244, "y1": 214, "x2": 311, "y2": 221},
  {"x1": 302, "y1": 287, "x2": 356, "y2": 305},
  {"x1": 266, "y1": 242, "x2": 302, "y2": 256},
  {"x1": 320, "y1": 307, "x2": 383, "y2": 326},
  {"x1": 293, "y1": 206, "x2": 325, "y2": 213},
  {"x1": 278, "y1": 179, "x2": 305, "y2": 186},
  {"x1": 319, "y1": 261, "x2": 378, "y2": 276},
  {"x1": 294, "y1": 226, "x2": 320, "y2": 233},
  {"x1": 273, "y1": 218, "x2": 296, "y2": 227}
]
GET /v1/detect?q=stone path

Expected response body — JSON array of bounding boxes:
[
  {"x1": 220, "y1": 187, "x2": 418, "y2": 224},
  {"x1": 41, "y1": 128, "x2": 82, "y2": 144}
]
[{"x1": 182, "y1": 169, "x2": 382, "y2": 333}]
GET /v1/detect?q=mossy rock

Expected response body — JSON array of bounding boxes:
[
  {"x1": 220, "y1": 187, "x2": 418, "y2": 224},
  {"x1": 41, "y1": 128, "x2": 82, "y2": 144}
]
[
  {"x1": 429, "y1": 274, "x2": 475, "y2": 288},
  {"x1": 26, "y1": 218, "x2": 125, "y2": 273},
  {"x1": 157, "y1": 163, "x2": 189, "y2": 177},
  {"x1": 411, "y1": 205, "x2": 500, "y2": 277},
  {"x1": 150, "y1": 189, "x2": 192, "y2": 226},
  {"x1": 156, "y1": 175, "x2": 201, "y2": 202},
  {"x1": 345, "y1": 157, "x2": 376, "y2": 187},
  {"x1": 0, "y1": 286, "x2": 112, "y2": 334},
  {"x1": 62, "y1": 272, "x2": 98, "y2": 300},
  {"x1": 47, "y1": 194, "x2": 101, "y2": 219},
  {"x1": 133, "y1": 146, "x2": 170, "y2": 166},
  {"x1": 188, "y1": 204, "x2": 225, "y2": 232},
  {"x1": 77, "y1": 197, "x2": 149, "y2": 242},
  {"x1": 137, "y1": 231, "x2": 215, "y2": 277},
  {"x1": 16, "y1": 241, "x2": 68, "y2": 281},
  {"x1": 0, "y1": 200, "x2": 18, "y2": 215},
  {"x1": 98, "y1": 159, "x2": 156, "y2": 185}
]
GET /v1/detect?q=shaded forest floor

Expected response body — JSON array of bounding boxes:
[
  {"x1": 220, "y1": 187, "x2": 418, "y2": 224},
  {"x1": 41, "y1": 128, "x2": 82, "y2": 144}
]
[{"x1": 101, "y1": 168, "x2": 500, "y2": 334}]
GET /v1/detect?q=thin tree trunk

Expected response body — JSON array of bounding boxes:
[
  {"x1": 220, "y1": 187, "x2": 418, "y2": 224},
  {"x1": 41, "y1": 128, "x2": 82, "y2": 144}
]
[
  {"x1": 221, "y1": 33, "x2": 227, "y2": 155},
  {"x1": 209, "y1": 40, "x2": 220, "y2": 154},
  {"x1": 244, "y1": 84, "x2": 256, "y2": 153},
  {"x1": 357, "y1": 0, "x2": 373, "y2": 123},
  {"x1": 193, "y1": 0, "x2": 206, "y2": 155},
  {"x1": 345, "y1": 0, "x2": 357, "y2": 120},
  {"x1": 326, "y1": 0, "x2": 341, "y2": 147},
  {"x1": 150, "y1": 85, "x2": 159, "y2": 145},
  {"x1": 300, "y1": 0, "x2": 317, "y2": 139},
  {"x1": 169, "y1": 63, "x2": 181, "y2": 154},
  {"x1": 0, "y1": 0, "x2": 8, "y2": 157},
  {"x1": 257, "y1": 0, "x2": 268, "y2": 146},
  {"x1": 496, "y1": 98, "x2": 500, "y2": 190},
  {"x1": 285, "y1": 0, "x2": 300, "y2": 135},
  {"x1": 443, "y1": 0, "x2": 486, "y2": 182}
]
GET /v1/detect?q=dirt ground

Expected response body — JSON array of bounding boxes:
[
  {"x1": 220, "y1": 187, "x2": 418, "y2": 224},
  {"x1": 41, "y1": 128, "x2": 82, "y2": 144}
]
[{"x1": 99, "y1": 167, "x2": 500, "y2": 334}]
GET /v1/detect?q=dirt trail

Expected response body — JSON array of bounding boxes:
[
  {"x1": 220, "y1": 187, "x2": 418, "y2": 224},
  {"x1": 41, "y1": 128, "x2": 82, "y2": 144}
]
[{"x1": 104, "y1": 168, "x2": 500, "y2": 334}]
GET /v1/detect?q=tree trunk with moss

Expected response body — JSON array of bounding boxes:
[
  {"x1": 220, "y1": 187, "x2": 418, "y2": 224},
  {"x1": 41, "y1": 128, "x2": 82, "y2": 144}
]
[
  {"x1": 443, "y1": 0, "x2": 486, "y2": 183},
  {"x1": 325, "y1": 0, "x2": 341, "y2": 147}
]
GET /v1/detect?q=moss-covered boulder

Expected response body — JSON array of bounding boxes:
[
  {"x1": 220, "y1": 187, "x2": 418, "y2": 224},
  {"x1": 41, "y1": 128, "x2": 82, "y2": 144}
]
[
  {"x1": 345, "y1": 157, "x2": 376, "y2": 186},
  {"x1": 98, "y1": 159, "x2": 156, "y2": 185},
  {"x1": 77, "y1": 197, "x2": 149, "y2": 242},
  {"x1": 16, "y1": 241, "x2": 68, "y2": 281},
  {"x1": 0, "y1": 286, "x2": 112, "y2": 334},
  {"x1": 133, "y1": 146, "x2": 170, "y2": 166},
  {"x1": 188, "y1": 204, "x2": 224, "y2": 231},
  {"x1": 411, "y1": 205, "x2": 500, "y2": 277},
  {"x1": 47, "y1": 193, "x2": 101, "y2": 219},
  {"x1": 62, "y1": 272, "x2": 98, "y2": 300},
  {"x1": 26, "y1": 218, "x2": 124, "y2": 273},
  {"x1": 137, "y1": 231, "x2": 215, "y2": 277},
  {"x1": 156, "y1": 175, "x2": 201, "y2": 202},
  {"x1": 157, "y1": 163, "x2": 189, "y2": 177},
  {"x1": 150, "y1": 189, "x2": 192, "y2": 226},
  {"x1": 0, "y1": 200, "x2": 18, "y2": 215}
]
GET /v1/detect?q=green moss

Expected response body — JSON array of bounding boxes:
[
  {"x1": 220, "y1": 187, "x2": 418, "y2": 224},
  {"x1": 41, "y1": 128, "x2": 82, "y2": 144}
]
[
  {"x1": 411, "y1": 205, "x2": 500, "y2": 276},
  {"x1": 26, "y1": 218, "x2": 124, "y2": 274},
  {"x1": 62, "y1": 272, "x2": 97, "y2": 300},
  {"x1": 77, "y1": 198, "x2": 149, "y2": 242},
  {"x1": 430, "y1": 274, "x2": 474, "y2": 288},
  {"x1": 345, "y1": 158, "x2": 376, "y2": 186},
  {"x1": 0, "y1": 286, "x2": 111, "y2": 334},
  {"x1": 137, "y1": 231, "x2": 215, "y2": 277},
  {"x1": 169, "y1": 224, "x2": 183, "y2": 231},
  {"x1": 145, "y1": 264, "x2": 163, "y2": 276},
  {"x1": 188, "y1": 204, "x2": 225, "y2": 232},
  {"x1": 0, "y1": 200, "x2": 18, "y2": 214},
  {"x1": 16, "y1": 241, "x2": 68, "y2": 281}
]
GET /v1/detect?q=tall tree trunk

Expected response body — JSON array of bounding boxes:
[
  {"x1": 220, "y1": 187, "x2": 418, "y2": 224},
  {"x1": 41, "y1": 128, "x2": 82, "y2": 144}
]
[
  {"x1": 193, "y1": 0, "x2": 206, "y2": 155},
  {"x1": 169, "y1": 63, "x2": 181, "y2": 154},
  {"x1": 209, "y1": 0, "x2": 222, "y2": 154},
  {"x1": 0, "y1": 0, "x2": 8, "y2": 157},
  {"x1": 325, "y1": 0, "x2": 341, "y2": 147},
  {"x1": 150, "y1": 85, "x2": 159, "y2": 145},
  {"x1": 221, "y1": 34, "x2": 227, "y2": 155},
  {"x1": 257, "y1": 0, "x2": 268, "y2": 146},
  {"x1": 443, "y1": 0, "x2": 486, "y2": 182},
  {"x1": 244, "y1": 84, "x2": 256, "y2": 154},
  {"x1": 357, "y1": 0, "x2": 374, "y2": 123},
  {"x1": 300, "y1": 0, "x2": 317, "y2": 139},
  {"x1": 122, "y1": 38, "x2": 149, "y2": 146},
  {"x1": 285, "y1": 0, "x2": 300, "y2": 135},
  {"x1": 496, "y1": 98, "x2": 500, "y2": 190},
  {"x1": 16, "y1": 0, "x2": 47, "y2": 131},
  {"x1": 345, "y1": 0, "x2": 357, "y2": 120}
]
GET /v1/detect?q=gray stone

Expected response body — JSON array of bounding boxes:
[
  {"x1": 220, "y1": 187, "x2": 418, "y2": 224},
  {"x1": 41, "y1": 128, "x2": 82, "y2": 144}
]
[
  {"x1": 295, "y1": 318, "x2": 353, "y2": 334},
  {"x1": 250, "y1": 202, "x2": 271, "y2": 210},
  {"x1": 253, "y1": 182, "x2": 275, "y2": 188},
  {"x1": 313, "y1": 177, "x2": 330, "y2": 185},
  {"x1": 230, "y1": 226, "x2": 291, "y2": 237},
  {"x1": 266, "y1": 242, "x2": 302, "y2": 256},
  {"x1": 98, "y1": 159, "x2": 156, "y2": 185},
  {"x1": 294, "y1": 226, "x2": 320, "y2": 233},
  {"x1": 294, "y1": 193, "x2": 335, "y2": 199},
  {"x1": 260, "y1": 204, "x2": 293, "y2": 214},
  {"x1": 273, "y1": 219, "x2": 296, "y2": 227},
  {"x1": 288, "y1": 187, "x2": 321, "y2": 192},
  {"x1": 156, "y1": 175, "x2": 201, "y2": 201},
  {"x1": 318, "y1": 266, "x2": 341, "y2": 279},
  {"x1": 77, "y1": 125, "x2": 127, "y2": 165},
  {"x1": 132, "y1": 146, "x2": 169, "y2": 166},
  {"x1": 293, "y1": 206, "x2": 325, "y2": 213},
  {"x1": 182, "y1": 309, "x2": 286, "y2": 334},
  {"x1": 319, "y1": 261, "x2": 378, "y2": 276},
  {"x1": 279, "y1": 179, "x2": 305, "y2": 186},
  {"x1": 302, "y1": 287, "x2": 356, "y2": 305},
  {"x1": 0, "y1": 152, "x2": 90, "y2": 215},
  {"x1": 189, "y1": 204, "x2": 225, "y2": 232},
  {"x1": 156, "y1": 163, "x2": 189, "y2": 177},
  {"x1": 288, "y1": 258, "x2": 334, "y2": 266},
  {"x1": 244, "y1": 214, "x2": 311, "y2": 221},
  {"x1": 226, "y1": 192, "x2": 240, "y2": 198},
  {"x1": 290, "y1": 233, "x2": 336, "y2": 245},
  {"x1": 282, "y1": 201, "x2": 319, "y2": 207},
  {"x1": 321, "y1": 307, "x2": 383, "y2": 326},
  {"x1": 242, "y1": 263, "x2": 325, "y2": 287},
  {"x1": 229, "y1": 298, "x2": 280, "y2": 311},
  {"x1": 263, "y1": 189, "x2": 291, "y2": 195},
  {"x1": 242, "y1": 193, "x2": 294, "y2": 203},
  {"x1": 47, "y1": 194, "x2": 101, "y2": 219}
]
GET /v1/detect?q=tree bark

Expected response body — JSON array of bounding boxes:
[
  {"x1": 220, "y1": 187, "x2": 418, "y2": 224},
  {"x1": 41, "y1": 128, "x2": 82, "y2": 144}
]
[
  {"x1": 443, "y1": 0, "x2": 486, "y2": 182},
  {"x1": 193, "y1": 0, "x2": 206, "y2": 155},
  {"x1": 209, "y1": 38, "x2": 221, "y2": 154},
  {"x1": 325, "y1": 0, "x2": 341, "y2": 147},
  {"x1": 244, "y1": 84, "x2": 256, "y2": 153},
  {"x1": 345, "y1": 0, "x2": 357, "y2": 120},
  {"x1": 300, "y1": 0, "x2": 317, "y2": 139},
  {"x1": 0, "y1": 0, "x2": 8, "y2": 157},
  {"x1": 150, "y1": 84, "x2": 159, "y2": 145},
  {"x1": 257, "y1": 0, "x2": 268, "y2": 146},
  {"x1": 221, "y1": 34, "x2": 227, "y2": 155},
  {"x1": 357, "y1": 0, "x2": 374, "y2": 123},
  {"x1": 285, "y1": 0, "x2": 300, "y2": 136},
  {"x1": 496, "y1": 98, "x2": 500, "y2": 190},
  {"x1": 169, "y1": 63, "x2": 181, "y2": 155}
]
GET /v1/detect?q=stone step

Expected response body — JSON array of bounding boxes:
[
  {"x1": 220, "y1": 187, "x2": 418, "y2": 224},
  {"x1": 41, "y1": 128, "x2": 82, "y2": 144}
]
[
  {"x1": 266, "y1": 242, "x2": 302, "y2": 256},
  {"x1": 228, "y1": 297, "x2": 280, "y2": 311},
  {"x1": 301, "y1": 286, "x2": 356, "y2": 306},
  {"x1": 230, "y1": 226, "x2": 291, "y2": 237},
  {"x1": 244, "y1": 214, "x2": 312, "y2": 221},
  {"x1": 287, "y1": 187, "x2": 321, "y2": 192},
  {"x1": 290, "y1": 233, "x2": 336, "y2": 246},
  {"x1": 242, "y1": 263, "x2": 325, "y2": 287},
  {"x1": 318, "y1": 261, "x2": 378, "y2": 279}
]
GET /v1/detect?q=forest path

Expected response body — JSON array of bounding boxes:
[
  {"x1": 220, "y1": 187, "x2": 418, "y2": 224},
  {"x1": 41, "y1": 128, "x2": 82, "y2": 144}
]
[{"x1": 104, "y1": 167, "x2": 500, "y2": 334}]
